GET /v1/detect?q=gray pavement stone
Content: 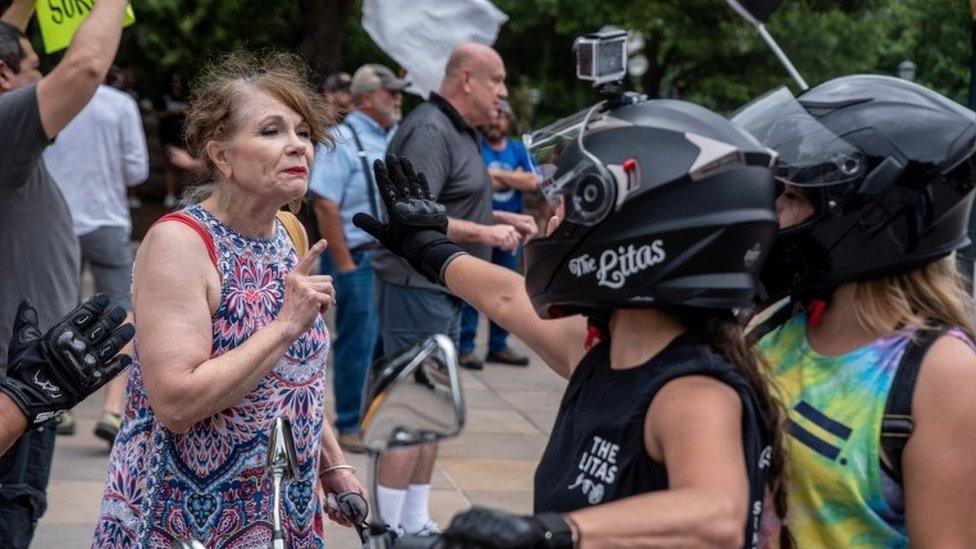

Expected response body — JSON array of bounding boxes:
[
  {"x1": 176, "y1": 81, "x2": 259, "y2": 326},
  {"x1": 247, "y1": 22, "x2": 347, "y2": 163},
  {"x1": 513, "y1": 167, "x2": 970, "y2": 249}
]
[{"x1": 439, "y1": 433, "x2": 548, "y2": 460}]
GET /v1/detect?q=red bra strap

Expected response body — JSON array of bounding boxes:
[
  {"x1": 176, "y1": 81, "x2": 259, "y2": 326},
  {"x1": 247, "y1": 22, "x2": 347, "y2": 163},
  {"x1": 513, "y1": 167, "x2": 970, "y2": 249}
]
[{"x1": 153, "y1": 212, "x2": 218, "y2": 268}]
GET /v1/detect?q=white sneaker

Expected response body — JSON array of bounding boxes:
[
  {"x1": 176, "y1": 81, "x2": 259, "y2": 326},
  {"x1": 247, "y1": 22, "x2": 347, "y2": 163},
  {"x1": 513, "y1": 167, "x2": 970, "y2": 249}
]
[{"x1": 402, "y1": 520, "x2": 440, "y2": 537}]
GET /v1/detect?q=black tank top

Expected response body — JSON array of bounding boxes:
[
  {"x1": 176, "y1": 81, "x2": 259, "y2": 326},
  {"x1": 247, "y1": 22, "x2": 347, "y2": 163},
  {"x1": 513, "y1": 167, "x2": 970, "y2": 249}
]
[{"x1": 533, "y1": 331, "x2": 772, "y2": 549}]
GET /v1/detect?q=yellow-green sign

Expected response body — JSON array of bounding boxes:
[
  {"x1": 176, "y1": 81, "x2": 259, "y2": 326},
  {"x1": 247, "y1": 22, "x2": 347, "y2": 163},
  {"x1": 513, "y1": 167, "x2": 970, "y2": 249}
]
[{"x1": 36, "y1": 0, "x2": 136, "y2": 54}]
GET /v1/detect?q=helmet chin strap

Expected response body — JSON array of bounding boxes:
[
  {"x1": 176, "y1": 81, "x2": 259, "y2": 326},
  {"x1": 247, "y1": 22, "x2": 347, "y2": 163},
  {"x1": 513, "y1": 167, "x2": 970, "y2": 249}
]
[
  {"x1": 807, "y1": 299, "x2": 828, "y2": 326},
  {"x1": 584, "y1": 310, "x2": 613, "y2": 349},
  {"x1": 795, "y1": 287, "x2": 836, "y2": 327}
]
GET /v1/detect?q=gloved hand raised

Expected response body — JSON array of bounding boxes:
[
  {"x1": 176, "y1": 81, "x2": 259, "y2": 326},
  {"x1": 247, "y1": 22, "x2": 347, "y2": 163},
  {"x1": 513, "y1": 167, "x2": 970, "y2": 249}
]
[
  {"x1": 353, "y1": 155, "x2": 466, "y2": 285},
  {"x1": 443, "y1": 506, "x2": 575, "y2": 549},
  {"x1": 0, "y1": 294, "x2": 134, "y2": 425}
]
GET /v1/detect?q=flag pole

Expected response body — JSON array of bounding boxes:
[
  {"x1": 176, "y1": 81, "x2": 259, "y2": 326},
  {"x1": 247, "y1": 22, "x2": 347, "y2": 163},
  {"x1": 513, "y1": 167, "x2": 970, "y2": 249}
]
[
  {"x1": 724, "y1": 0, "x2": 808, "y2": 91},
  {"x1": 756, "y1": 24, "x2": 808, "y2": 90}
]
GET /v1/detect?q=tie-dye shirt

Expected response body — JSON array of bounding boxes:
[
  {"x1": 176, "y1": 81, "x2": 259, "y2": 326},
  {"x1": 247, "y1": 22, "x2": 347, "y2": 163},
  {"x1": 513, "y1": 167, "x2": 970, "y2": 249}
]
[{"x1": 758, "y1": 312, "x2": 967, "y2": 548}]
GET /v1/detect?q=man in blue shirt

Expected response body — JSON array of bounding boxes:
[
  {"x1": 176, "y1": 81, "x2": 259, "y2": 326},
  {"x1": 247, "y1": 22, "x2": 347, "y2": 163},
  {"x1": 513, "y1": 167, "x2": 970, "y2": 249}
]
[
  {"x1": 459, "y1": 100, "x2": 539, "y2": 367},
  {"x1": 309, "y1": 64, "x2": 405, "y2": 452}
]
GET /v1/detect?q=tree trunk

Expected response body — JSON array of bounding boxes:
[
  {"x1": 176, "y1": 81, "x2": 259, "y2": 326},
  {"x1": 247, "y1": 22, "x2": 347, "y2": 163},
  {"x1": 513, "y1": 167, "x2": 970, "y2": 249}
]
[{"x1": 298, "y1": 0, "x2": 357, "y2": 76}]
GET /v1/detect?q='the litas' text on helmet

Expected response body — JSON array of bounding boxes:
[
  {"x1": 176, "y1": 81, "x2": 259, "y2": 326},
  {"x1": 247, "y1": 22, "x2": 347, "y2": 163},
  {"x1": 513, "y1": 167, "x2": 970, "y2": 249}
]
[{"x1": 523, "y1": 97, "x2": 779, "y2": 318}]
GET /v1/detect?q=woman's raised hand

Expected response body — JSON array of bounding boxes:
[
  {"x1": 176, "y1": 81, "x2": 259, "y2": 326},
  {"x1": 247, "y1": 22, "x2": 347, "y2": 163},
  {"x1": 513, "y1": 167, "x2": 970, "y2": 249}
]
[{"x1": 276, "y1": 240, "x2": 335, "y2": 339}]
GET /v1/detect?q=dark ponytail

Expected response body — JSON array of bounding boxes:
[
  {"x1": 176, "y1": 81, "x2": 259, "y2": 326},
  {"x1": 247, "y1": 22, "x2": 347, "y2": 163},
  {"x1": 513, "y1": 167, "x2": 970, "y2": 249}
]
[{"x1": 685, "y1": 309, "x2": 795, "y2": 549}]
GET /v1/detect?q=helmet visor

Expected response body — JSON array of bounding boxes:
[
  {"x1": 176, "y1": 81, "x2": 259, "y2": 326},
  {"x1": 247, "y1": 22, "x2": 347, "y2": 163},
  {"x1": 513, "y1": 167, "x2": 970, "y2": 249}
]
[
  {"x1": 525, "y1": 107, "x2": 597, "y2": 164},
  {"x1": 732, "y1": 86, "x2": 864, "y2": 187},
  {"x1": 525, "y1": 105, "x2": 621, "y2": 226}
]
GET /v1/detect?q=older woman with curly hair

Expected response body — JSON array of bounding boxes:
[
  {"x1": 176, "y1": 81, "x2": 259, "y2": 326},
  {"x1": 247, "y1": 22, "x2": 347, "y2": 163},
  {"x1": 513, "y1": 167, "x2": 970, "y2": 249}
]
[{"x1": 93, "y1": 52, "x2": 363, "y2": 547}]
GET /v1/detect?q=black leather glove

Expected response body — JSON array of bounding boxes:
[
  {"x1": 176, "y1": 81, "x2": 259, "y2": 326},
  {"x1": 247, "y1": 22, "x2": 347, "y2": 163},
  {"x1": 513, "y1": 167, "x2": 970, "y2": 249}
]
[
  {"x1": 353, "y1": 155, "x2": 466, "y2": 285},
  {"x1": 0, "y1": 294, "x2": 134, "y2": 425},
  {"x1": 443, "y1": 506, "x2": 575, "y2": 549}
]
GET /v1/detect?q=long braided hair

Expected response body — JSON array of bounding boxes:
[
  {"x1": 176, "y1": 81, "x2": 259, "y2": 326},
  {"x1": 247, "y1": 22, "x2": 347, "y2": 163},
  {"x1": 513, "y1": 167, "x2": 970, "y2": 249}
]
[{"x1": 684, "y1": 308, "x2": 795, "y2": 549}]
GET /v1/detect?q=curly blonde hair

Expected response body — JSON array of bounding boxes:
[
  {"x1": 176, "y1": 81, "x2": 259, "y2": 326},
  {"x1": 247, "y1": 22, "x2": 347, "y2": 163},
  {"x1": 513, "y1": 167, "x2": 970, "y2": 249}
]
[{"x1": 182, "y1": 50, "x2": 337, "y2": 192}]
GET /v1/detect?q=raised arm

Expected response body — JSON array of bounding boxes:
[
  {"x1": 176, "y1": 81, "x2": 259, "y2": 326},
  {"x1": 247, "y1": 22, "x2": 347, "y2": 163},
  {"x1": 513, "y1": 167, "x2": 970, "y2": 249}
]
[
  {"x1": 0, "y1": 0, "x2": 33, "y2": 31},
  {"x1": 443, "y1": 255, "x2": 586, "y2": 378},
  {"x1": 35, "y1": 0, "x2": 129, "y2": 138},
  {"x1": 354, "y1": 156, "x2": 587, "y2": 375},
  {"x1": 134, "y1": 223, "x2": 334, "y2": 433}
]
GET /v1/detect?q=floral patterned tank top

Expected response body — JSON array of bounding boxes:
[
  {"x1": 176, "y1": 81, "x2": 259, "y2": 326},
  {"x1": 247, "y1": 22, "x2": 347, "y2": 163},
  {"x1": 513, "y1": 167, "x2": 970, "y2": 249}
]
[{"x1": 93, "y1": 205, "x2": 330, "y2": 548}]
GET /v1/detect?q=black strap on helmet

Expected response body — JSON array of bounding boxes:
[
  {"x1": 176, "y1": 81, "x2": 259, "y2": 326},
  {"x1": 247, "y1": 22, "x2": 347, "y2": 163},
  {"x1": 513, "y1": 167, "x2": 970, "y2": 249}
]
[{"x1": 880, "y1": 327, "x2": 947, "y2": 485}]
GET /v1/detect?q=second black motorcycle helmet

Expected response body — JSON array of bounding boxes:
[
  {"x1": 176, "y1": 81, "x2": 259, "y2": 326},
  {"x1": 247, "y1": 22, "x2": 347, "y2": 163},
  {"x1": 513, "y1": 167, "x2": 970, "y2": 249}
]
[
  {"x1": 732, "y1": 75, "x2": 976, "y2": 304},
  {"x1": 522, "y1": 97, "x2": 779, "y2": 318}
]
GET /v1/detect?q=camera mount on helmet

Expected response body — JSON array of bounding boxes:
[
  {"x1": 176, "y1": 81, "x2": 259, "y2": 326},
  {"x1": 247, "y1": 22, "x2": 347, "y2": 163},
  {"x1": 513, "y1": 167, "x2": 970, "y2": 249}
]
[{"x1": 573, "y1": 30, "x2": 645, "y2": 107}]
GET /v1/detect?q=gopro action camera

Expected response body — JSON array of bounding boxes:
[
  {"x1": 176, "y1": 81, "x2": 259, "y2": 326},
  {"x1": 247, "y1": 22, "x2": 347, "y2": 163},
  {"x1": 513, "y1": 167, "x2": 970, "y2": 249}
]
[{"x1": 575, "y1": 30, "x2": 628, "y2": 85}]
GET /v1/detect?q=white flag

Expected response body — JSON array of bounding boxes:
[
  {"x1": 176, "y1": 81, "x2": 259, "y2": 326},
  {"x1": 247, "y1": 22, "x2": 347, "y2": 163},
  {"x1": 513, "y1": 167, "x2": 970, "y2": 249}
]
[{"x1": 362, "y1": 0, "x2": 509, "y2": 99}]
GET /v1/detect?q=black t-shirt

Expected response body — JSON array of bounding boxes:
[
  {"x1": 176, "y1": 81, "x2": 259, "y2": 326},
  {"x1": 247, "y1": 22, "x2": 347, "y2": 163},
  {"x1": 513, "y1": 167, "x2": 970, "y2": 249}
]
[{"x1": 533, "y1": 331, "x2": 771, "y2": 548}]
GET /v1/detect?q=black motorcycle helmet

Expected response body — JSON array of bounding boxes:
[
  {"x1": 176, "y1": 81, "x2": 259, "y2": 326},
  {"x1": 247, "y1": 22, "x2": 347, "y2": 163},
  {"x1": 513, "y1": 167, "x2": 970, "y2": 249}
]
[
  {"x1": 732, "y1": 75, "x2": 976, "y2": 304},
  {"x1": 522, "y1": 97, "x2": 779, "y2": 319}
]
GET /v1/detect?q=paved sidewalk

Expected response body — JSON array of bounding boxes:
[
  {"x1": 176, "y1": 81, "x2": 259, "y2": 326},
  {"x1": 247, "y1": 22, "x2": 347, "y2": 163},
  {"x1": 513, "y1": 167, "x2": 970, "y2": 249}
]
[{"x1": 33, "y1": 331, "x2": 565, "y2": 548}]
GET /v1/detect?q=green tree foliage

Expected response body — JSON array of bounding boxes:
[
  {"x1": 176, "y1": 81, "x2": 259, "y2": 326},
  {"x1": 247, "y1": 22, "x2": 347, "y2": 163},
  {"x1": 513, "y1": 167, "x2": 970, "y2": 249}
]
[
  {"x1": 116, "y1": 0, "x2": 303, "y2": 101},
  {"x1": 9, "y1": 0, "x2": 972, "y2": 123},
  {"x1": 492, "y1": 0, "x2": 971, "y2": 122}
]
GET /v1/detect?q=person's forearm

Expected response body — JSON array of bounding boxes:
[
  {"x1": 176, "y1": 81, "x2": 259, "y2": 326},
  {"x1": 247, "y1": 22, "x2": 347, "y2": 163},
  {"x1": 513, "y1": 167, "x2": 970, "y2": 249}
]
[
  {"x1": 65, "y1": 0, "x2": 128, "y2": 77},
  {"x1": 444, "y1": 255, "x2": 525, "y2": 327},
  {"x1": 313, "y1": 200, "x2": 354, "y2": 269},
  {"x1": 446, "y1": 217, "x2": 487, "y2": 244},
  {"x1": 568, "y1": 487, "x2": 745, "y2": 548},
  {"x1": 489, "y1": 169, "x2": 538, "y2": 192},
  {"x1": 148, "y1": 320, "x2": 296, "y2": 433},
  {"x1": 443, "y1": 254, "x2": 582, "y2": 377},
  {"x1": 319, "y1": 424, "x2": 348, "y2": 468},
  {"x1": 490, "y1": 173, "x2": 507, "y2": 191},
  {"x1": 492, "y1": 210, "x2": 530, "y2": 226},
  {"x1": 0, "y1": 0, "x2": 33, "y2": 31},
  {"x1": 37, "y1": 0, "x2": 128, "y2": 137},
  {"x1": 0, "y1": 393, "x2": 29, "y2": 454}
]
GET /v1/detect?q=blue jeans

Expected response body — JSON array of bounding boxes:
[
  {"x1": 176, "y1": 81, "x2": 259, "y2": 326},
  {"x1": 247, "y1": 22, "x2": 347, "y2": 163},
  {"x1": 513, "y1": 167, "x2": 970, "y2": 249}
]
[
  {"x1": 321, "y1": 248, "x2": 381, "y2": 434},
  {"x1": 460, "y1": 247, "x2": 519, "y2": 355},
  {"x1": 0, "y1": 424, "x2": 56, "y2": 548}
]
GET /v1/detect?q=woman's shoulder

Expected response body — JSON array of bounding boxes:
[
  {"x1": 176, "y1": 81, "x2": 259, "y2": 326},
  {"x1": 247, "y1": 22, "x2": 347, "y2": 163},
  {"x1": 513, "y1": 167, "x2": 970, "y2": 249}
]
[
  {"x1": 911, "y1": 328, "x2": 976, "y2": 437},
  {"x1": 919, "y1": 329, "x2": 976, "y2": 390},
  {"x1": 139, "y1": 209, "x2": 216, "y2": 268}
]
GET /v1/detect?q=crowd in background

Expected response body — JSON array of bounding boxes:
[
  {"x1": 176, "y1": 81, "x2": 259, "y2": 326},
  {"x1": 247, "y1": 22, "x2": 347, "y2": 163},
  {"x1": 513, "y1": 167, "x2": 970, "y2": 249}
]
[
  {"x1": 2, "y1": 2, "x2": 541, "y2": 537},
  {"x1": 5, "y1": 0, "x2": 976, "y2": 546}
]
